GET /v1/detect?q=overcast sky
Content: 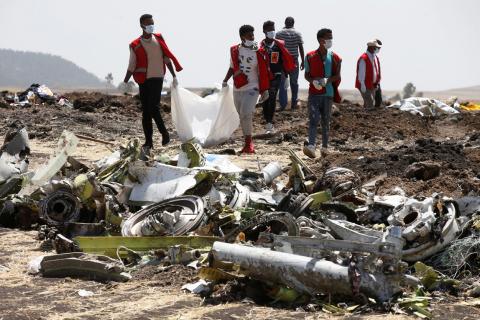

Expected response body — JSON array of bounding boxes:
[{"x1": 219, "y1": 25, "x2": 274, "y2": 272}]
[{"x1": 1, "y1": 0, "x2": 479, "y2": 91}]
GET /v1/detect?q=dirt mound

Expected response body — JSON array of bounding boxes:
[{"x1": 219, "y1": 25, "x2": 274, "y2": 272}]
[
  {"x1": 313, "y1": 138, "x2": 480, "y2": 197},
  {"x1": 133, "y1": 264, "x2": 198, "y2": 288}
]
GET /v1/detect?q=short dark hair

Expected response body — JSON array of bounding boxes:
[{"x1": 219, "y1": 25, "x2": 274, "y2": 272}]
[
  {"x1": 239, "y1": 25, "x2": 254, "y2": 37},
  {"x1": 140, "y1": 14, "x2": 152, "y2": 24},
  {"x1": 285, "y1": 16, "x2": 294, "y2": 26},
  {"x1": 263, "y1": 20, "x2": 275, "y2": 31},
  {"x1": 317, "y1": 28, "x2": 332, "y2": 40}
]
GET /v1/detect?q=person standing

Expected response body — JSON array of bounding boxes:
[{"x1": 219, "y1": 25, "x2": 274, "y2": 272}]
[
  {"x1": 222, "y1": 25, "x2": 270, "y2": 154},
  {"x1": 260, "y1": 20, "x2": 296, "y2": 133},
  {"x1": 275, "y1": 16, "x2": 305, "y2": 110},
  {"x1": 355, "y1": 39, "x2": 382, "y2": 109},
  {"x1": 122, "y1": 14, "x2": 183, "y2": 151},
  {"x1": 303, "y1": 28, "x2": 342, "y2": 159}
]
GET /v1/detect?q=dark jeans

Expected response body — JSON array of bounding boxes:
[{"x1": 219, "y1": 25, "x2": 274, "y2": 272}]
[
  {"x1": 375, "y1": 84, "x2": 383, "y2": 107},
  {"x1": 279, "y1": 59, "x2": 299, "y2": 110},
  {"x1": 262, "y1": 74, "x2": 281, "y2": 124},
  {"x1": 139, "y1": 77, "x2": 168, "y2": 147},
  {"x1": 307, "y1": 94, "x2": 332, "y2": 148}
]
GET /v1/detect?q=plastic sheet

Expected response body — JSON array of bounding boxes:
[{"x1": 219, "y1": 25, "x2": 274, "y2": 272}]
[
  {"x1": 387, "y1": 97, "x2": 459, "y2": 116},
  {"x1": 171, "y1": 86, "x2": 239, "y2": 147}
]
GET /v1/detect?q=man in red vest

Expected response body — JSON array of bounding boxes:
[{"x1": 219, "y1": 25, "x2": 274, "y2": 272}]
[
  {"x1": 260, "y1": 20, "x2": 296, "y2": 134},
  {"x1": 122, "y1": 14, "x2": 183, "y2": 152},
  {"x1": 355, "y1": 39, "x2": 382, "y2": 109},
  {"x1": 303, "y1": 28, "x2": 342, "y2": 159},
  {"x1": 222, "y1": 25, "x2": 270, "y2": 154}
]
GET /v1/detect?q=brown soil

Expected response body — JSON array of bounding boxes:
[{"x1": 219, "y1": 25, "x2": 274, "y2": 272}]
[{"x1": 2, "y1": 92, "x2": 480, "y2": 319}]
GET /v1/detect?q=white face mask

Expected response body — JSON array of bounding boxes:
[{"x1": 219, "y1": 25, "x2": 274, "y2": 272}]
[
  {"x1": 266, "y1": 31, "x2": 275, "y2": 39},
  {"x1": 143, "y1": 24, "x2": 154, "y2": 34},
  {"x1": 243, "y1": 39, "x2": 255, "y2": 47},
  {"x1": 324, "y1": 39, "x2": 333, "y2": 49},
  {"x1": 374, "y1": 48, "x2": 381, "y2": 54}
]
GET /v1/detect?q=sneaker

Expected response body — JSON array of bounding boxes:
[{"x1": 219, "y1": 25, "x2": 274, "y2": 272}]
[
  {"x1": 141, "y1": 144, "x2": 152, "y2": 158},
  {"x1": 321, "y1": 147, "x2": 328, "y2": 157},
  {"x1": 303, "y1": 144, "x2": 316, "y2": 159},
  {"x1": 265, "y1": 123, "x2": 274, "y2": 134},
  {"x1": 241, "y1": 136, "x2": 255, "y2": 154}
]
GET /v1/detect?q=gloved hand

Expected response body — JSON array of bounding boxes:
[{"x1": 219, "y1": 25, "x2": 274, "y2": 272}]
[
  {"x1": 312, "y1": 80, "x2": 323, "y2": 90},
  {"x1": 172, "y1": 77, "x2": 178, "y2": 88},
  {"x1": 360, "y1": 82, "x2": 367, "y2": 93},
  {"x1": 119, "y1": 81, "x2": 128, "y2": 93},
  {"x1": 284, "y1": 78, "x2": 290, "y2": 90},
  {"x1": 319, "y1": 78, "x2": 328, "y2": 86},
  {"x1": 258, "y1": 90, "x2": 269, "y2": 103},
  {"x1": 222, "y1": 81, "x2": 228, "y2": 88}
]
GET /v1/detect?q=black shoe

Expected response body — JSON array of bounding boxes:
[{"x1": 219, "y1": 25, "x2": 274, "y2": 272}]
[
  {"x1": 162, "y1": 133, "x2": 170, "y2": 146},
  {"x1": 142, "y1": 143, "x2": 153, "y2": 149},
  {"x1": 141, "y1": 144, "x2": 152, "y2": 158}
]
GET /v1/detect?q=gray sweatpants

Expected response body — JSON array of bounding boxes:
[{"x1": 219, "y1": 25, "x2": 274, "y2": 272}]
[{"x1": 233, "y1": 89, "x2": 259, "y2": 136}]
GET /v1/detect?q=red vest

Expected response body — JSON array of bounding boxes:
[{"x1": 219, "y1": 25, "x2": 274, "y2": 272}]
[
  {"x1": 230, "y1": 44, "x2": 270, "y2": 93},
  {"x1": 129, "y1": 33, "x2": 183, "y2": 84},
  {"x1": 305, "y1": 50, "x2": 342, "y2": 103},
  {"x1": 260, "y1": 39, "x2": 296, "y2": 74},
  {"x1": 355, "y1": 53, "x2": 381, "y2": 90}
]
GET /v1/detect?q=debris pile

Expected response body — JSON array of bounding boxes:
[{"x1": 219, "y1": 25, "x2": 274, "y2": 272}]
[{"x1": 2, "y1": 120, "x2": 480, "y2": 318}]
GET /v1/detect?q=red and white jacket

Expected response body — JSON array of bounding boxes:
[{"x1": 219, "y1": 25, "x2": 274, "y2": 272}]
[
  {"x1": 355, "y1": 52, "x2": 381, "y2": 90},
  {"x1": 129, "y1": 33, "x2": 183, "y2": 84},
  {"x1": 259, "y1": 39, "x2": 296, "y2": 74},
  {"x1": 305, "y1": 49, "x2": 342, "y2": 103},
  {"x1": 230, "y1": 44, "x2": 270, "y2": 93}
]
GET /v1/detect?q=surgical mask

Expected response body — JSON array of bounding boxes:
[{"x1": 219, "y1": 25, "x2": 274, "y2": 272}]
[
  {"x1": 374, "y1": 48, "x2": 381, "y2": 54},
  {"x1": 143, "y1": 24, "x2": 154, "y2": 34},
  {"x1": 324, "y1": 39, "x2": 333, "y2": 49},
  {"x1": 266, "y1": 31, "x2": 275, "y2": 39},
  {"x1": 243, "y1": 39, "x2": 255, "y2": 47}
]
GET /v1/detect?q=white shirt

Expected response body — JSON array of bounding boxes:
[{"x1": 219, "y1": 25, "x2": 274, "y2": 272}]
[
  {"x1": 357, "y1": 51, "x2": 379, "y2": 86},
  {"x1": 230, "y1": 46, "x2": 259, "y2": 91}
]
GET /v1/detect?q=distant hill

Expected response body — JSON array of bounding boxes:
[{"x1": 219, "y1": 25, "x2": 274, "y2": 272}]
[
  {"x1": 0, "y1": 49, "x2": 106, "y2": 89},
  {"x1": 446, "y1": 85, "x2": 480, "y2": 92}
]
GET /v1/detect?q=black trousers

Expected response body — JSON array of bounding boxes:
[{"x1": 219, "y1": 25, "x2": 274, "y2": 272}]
[
  {"x1": 139, "y1": 77, "x2": 168, "y2": 146},
  {"x1": 262, "y1": 74, "x2": 281, "y2": 124},
  {"x1": 374, "y1": 84, "x2": 383, "y2": 108}
]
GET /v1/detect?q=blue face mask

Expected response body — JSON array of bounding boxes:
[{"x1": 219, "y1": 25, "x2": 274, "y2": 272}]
[{"x1": 143, "y1": 24, "x2": 154, "y2": 34}]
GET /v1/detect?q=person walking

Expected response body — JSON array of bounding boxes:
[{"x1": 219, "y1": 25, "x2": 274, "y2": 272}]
[
  {"x1": 355, "y1": 39, "x2": 382, "y2": 109},
  {"x1": 260, "y1": 20, "x2": 295, "y2": 133},
  {"x1": 122, "y1": 14, "x2": 183, "y2": 152},
  {"x1": 275, "y1": 16, "x2": 305, "y2": 110},
  {"x1": 303, "y1": 28, "x2": 342, "y2": 159},
  {"x1": 222, "y1": 25, "x2": 270, "y2": 154}
]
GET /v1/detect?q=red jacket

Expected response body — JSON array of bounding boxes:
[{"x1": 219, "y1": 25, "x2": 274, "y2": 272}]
[
  {"x1": 305, "y1": 50, "x2": 342, "y2": 103},
  {"x1": 260, "y1": 39, "x2": 296, "y2": 74},
  {"x1": 355, "y1": 53, "x2": 381, "y2": 90},
  {"x1": 230, "y1": 44, "x2": 270, "y2": 93},
  {"x1": 129, "y1": 33, "x2": 183, "y2": 84}
]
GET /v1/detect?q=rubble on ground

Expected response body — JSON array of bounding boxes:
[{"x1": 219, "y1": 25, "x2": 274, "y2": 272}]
[{"x1": 1, "y1": 92, "x2": 480, "y2": 318}]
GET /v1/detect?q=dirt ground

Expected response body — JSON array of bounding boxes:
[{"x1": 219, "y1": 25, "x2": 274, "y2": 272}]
[{"x1": 1, "y1": 92, "x2": 480, "y2": 319}]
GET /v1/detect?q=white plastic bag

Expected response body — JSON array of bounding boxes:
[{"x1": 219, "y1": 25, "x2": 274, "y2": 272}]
[
  {"x1": 171, "y1": 86, "x2": 240, "y2": 147},
  {"x1": 387, "y1": 97, "x2": 459, "y2": 117}
]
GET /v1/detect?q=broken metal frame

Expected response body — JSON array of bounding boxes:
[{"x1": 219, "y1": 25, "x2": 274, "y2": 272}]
[
  {"x1": 75, "y1": 235, "x2": 218, "y2": 258},
  {"x1": 259, "y1": 233, "x2": 402, "y2": 260},
  {"x1": 210, "y1": 241, "x2": 408, "y2": 302}
]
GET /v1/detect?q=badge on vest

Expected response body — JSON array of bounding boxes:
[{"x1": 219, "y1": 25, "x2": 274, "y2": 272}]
[{"x1": 271, "y1": 52, "x2": 279, "y2": 64}]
